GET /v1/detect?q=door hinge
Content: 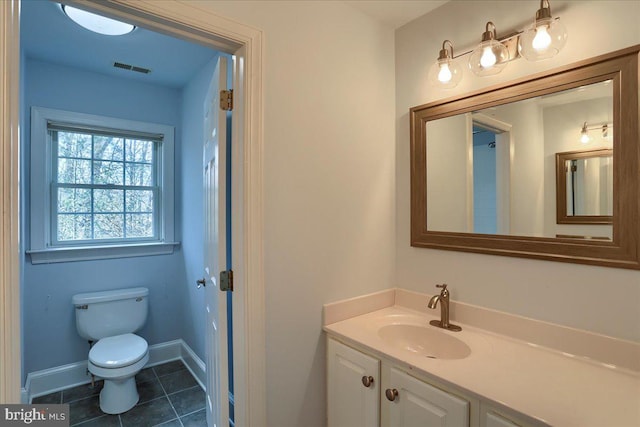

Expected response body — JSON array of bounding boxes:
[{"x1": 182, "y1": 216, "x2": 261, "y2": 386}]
[
  {"x1": 220, "y1": 89, "x2": 233, "y2": 111},
  {"x1": 220, "y1": 269, "x2": 234, "y2": 292}
]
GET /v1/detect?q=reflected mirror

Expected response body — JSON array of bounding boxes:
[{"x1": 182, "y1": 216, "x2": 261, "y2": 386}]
[
  {"x1": 556, "y1": 149, "x2": 613, "y2": 229},
  {"x1": 410, "y1": 45, "x2": 640, "y2": 269}
]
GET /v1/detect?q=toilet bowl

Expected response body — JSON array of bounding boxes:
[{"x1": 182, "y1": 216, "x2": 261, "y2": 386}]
[
  {"x1": 89, "y1": 333, "x2": 149, "y2": 414},
  {"x1": 72, "y1": 287, "x2": 150, "y2": 415}
]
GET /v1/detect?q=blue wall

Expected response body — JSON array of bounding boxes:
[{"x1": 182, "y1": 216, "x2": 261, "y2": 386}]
[{"x1": 21, "y1": 58, "x2": 188, "y2": 377}]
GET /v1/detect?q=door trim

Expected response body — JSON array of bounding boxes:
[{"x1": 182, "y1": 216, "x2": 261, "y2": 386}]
[
  {"x1": 0, "y1": 0, "x2": 22, "y2": 404},
  {"x1": 0, "y1": 1, "x2": 266, "y2": 425}
]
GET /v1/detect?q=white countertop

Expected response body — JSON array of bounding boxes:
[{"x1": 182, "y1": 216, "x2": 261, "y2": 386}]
[{"x1": 324, "y1": 305, "x2": 640, "y2": 427}]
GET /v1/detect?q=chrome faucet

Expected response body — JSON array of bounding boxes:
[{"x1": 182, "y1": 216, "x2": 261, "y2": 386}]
[{"x1": 427, "y1": 284, "x2": 461, "y2": 332}]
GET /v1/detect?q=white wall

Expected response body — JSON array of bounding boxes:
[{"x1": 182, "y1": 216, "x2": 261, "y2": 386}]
[
  {"x1": 186, "y1": 2, "x2": 396, "y2": 426},
  {"x1": 489, "y1": 101, "x2": 545, "y2": 236},
  {"x1": 396, "y1": 1, "x2": 640, "y2": 343},
  {"x1": 426, "y1": 114, "x2": 469, "y2": 232}
]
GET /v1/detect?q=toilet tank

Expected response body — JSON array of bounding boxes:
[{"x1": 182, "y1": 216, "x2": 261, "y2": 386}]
[{"x1": 72, "y1": 287, "x2": 149, "y2": 341}]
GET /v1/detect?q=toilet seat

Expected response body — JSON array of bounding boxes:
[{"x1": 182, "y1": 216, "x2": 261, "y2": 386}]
[{"x1": 90, "y1": 333, "x2": 148, "y2": 369}]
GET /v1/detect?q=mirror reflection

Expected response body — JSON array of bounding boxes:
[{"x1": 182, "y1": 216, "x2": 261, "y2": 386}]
[{"x1": 425, "y1": 79, "x2": 613, "y2": 240}]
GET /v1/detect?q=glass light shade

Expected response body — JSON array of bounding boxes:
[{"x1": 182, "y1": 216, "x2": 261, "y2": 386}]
[
  {"x1": 469, "y1": 39, "x2": 509, "y2": 76},
  {"x1": 519, "y1": 18, "x2": 567, "y2": 61},
  {"x1": 580, "y1": 123, "x2": 591, "y2": 144},
  {"x1": 428, "y1": 58, "x2": 463, "y2": 89},
  {"x1": 580, "y1": 131, "x2": 591, "y2": 144},
  {"x1": 63, "y1": 5, "x2": 135, "y2": 36}
]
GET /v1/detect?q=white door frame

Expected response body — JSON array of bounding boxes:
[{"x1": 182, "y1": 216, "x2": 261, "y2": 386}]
[{"x1": 0, "y1": 1, "x2": 266, "y2": 425}]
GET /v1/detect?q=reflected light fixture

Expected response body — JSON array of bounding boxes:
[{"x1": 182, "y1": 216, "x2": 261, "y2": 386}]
[
  {"x1": 428, "y1": 40, "x2": 463, "y2": 89},
  {"x1": 580, "y1": 122, "x2": 613, "y2": 144},
  {"x1": 519, "y1": 0, "x2": 568, "y2": 61},
  {"x1": 580, "y1": 122, "x2": 590, "y2": 144},
  {"x1": 62, "y1": 5, "x2": 135, "y2": 36},
  {"x1": 469, "y1": 22, "x2": 509, "y2": 76}
]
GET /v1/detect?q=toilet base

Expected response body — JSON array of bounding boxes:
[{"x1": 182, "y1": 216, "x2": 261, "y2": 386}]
[{"x1": 100, "y1": 377, "x2": 139, "y2": 414}]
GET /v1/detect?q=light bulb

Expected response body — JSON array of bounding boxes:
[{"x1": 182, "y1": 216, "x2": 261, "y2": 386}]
[
  {"x1": 518, "y1": 1, "x2": 567, "y2": 61},
  {"x1": 532, "y1": 25, "x2": 552, "y2": 51},
  {"x1": 438, "y1": 63, "x2": 453, "y2": 83},
  {"x1": 480, "y1": 47, "x2": 497, "y2": 68},
  {"x1": 580, "y1": 123, "x2": 590, "y2": 144},
  {"x1": 469, "y1": 22, "x2": 509, "y2": 76},
  {"x1": 428, "y1": 40, "x2": 463, "y2": 89}
]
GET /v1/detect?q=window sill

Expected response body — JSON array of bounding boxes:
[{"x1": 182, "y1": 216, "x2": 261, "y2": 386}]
[{"x1": 27, "y1": 242, "x2": 180, "y2": 264}]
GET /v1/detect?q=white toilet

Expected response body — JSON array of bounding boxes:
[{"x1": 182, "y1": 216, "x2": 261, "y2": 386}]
[{"x1": 72, "y1": 287, "x2": 150, "y2": 414}]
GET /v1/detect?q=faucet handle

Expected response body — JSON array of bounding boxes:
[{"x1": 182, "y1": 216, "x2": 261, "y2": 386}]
[{"x1": 435, "y1": 283, "x2": 449, "y2": 297}]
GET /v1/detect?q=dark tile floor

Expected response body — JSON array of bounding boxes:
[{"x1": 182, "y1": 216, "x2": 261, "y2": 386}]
[{"x1": 32, "y1": 360, "x2": 206, "y2": 427}]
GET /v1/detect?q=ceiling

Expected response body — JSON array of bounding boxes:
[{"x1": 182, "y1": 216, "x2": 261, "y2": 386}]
[
  {"x1": 20, "y1": 1, "x2": 448, "y2": 88},
  {"x1": 344, "y1": 0, "x2": 448, "y2": 29},
  {"x1": 20, "y1": 1, "x2": 219, "y2": 88}
]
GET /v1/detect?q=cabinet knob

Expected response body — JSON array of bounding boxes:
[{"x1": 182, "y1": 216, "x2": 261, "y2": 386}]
[
  {"x1": 361, "y1": 376, "x2": 374, "y2": 388},
  {"x1": 385, "y1": 388, "x2": 399, "y2": 401}
]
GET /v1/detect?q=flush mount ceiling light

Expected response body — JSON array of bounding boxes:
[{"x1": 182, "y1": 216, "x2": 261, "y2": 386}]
[
  {"x1": 62, "y1": 5, "x2": 135, "y2": 36},
  {"x1": 427, "y1": 40, "x2": 463, "y2": 89},
  {"x1": 429, "y1": 0, "x2": 567, "y2": 89}
]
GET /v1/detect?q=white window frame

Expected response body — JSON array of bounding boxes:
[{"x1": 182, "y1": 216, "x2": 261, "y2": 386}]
[{"x1": 28, "y1": 107, "x2": 178, "y2": 264}]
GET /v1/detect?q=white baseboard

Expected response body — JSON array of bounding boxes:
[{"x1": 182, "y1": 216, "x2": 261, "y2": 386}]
[{"x1": 25, "y1": 339, "x2": 206, "y2": 402}]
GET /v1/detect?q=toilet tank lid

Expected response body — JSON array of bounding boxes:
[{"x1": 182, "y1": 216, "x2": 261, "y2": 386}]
[{"x1": 72, "y1": 287, "x2": 149, "y2": 305}]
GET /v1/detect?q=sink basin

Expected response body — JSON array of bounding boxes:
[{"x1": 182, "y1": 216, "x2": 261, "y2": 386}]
[{"x1": 378, "y1": 324, "x2": 471, "y2": 360}]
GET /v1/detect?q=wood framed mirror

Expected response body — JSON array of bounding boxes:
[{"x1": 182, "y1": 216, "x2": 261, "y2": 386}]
[{"x1": 410, "y1": 45, "x2": 639, "y2": 269}]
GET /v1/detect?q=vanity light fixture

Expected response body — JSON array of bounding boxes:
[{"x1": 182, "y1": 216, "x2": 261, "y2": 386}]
[
  {"x1": 62, "y1": 5, "x2": 135, "y2": 36},
  {"x1": 428, "y1": 40, "x2": 463, "y2": 89},
  {"x1": 580, "y1": 122, "x2": 591, "y2": 144},
  {"x1": 579, "y1": 122, "x2": 612, "y2": 144},
  {"x1": 519, "y1": 0, "x2": 568, "y2": 61},
  {"x1": 429, "y1": 0, "x2": 567, "y2": 88},
  {"x1": 469, "y1": 22, "x2": 510, "y2": 76}
]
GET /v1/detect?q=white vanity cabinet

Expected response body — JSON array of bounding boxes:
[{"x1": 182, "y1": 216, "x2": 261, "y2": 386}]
[
  {"x1": 328, "y1": 338, "x2": 543, "y2": 427},
  {"x1": 384, "y1": 366, "x2": 470, "y2": 427},
  {"x1": 328, "y1": 338, "x2": 471, "y2": 427},
  {"x1": 480, "y1": 403, "x2": 530, "y2": 427},
  {"x1": 327, "y1": 338, "x2": 380, "y2": 427}
]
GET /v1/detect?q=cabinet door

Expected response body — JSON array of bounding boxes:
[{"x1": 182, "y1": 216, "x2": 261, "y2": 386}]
[
  {"x1": 385, "y1": 367, "x2": 469, "y2": 427},
  {"x1": 327, "y1": 339, "x2": 380, "y2": 427},
  {"x1": 482, "y1": 411, "x2": 520, "y2": 427}
]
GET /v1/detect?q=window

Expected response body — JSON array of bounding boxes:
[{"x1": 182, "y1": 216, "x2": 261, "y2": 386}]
[{"x1": 29, "y1": 107, "x2": 177, "y2": 263}]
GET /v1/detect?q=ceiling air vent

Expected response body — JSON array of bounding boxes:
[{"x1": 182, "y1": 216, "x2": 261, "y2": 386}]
[{"x1": 113, "y1": 61, "x2": 151, "y2": 74}]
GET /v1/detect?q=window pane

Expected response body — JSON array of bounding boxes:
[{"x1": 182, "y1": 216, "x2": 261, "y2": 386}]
[
  {"x1": 93, "y1": 161, "x2": 124, "y2": 185},
  {"x1": 57, "y1": 214, "x2": 91, "y2": 241},
  {"x1": 126, "y1": 190, "x2": 154, "y2": 212},
  {"x1": 57, "y1": 132, "x2": 92, "y2": 158},
  {"x1": 94, "y1": 136, "x2": 124, "y2": 161},
  {"x1": 126, "y1": 213, "x2": 154, "y2": 238},
  {"x1": 125, "y1": 163, "x2": 153, "y2": 186},
  {"x1": 57, "y1": 158, "x2": 91, "y2": 184},
  {"x1": 94, "y1": 189, "x2": 124, "y2": 213},
  {"x1": 126, "y1": 139, "x2": 153, "y2": 163},
  {"x1": 57, "y1": 188, "x2": 91, "y2": 213},
  {"x1": 94, "y1": 214, "x2": 124, "y2": 239}
]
